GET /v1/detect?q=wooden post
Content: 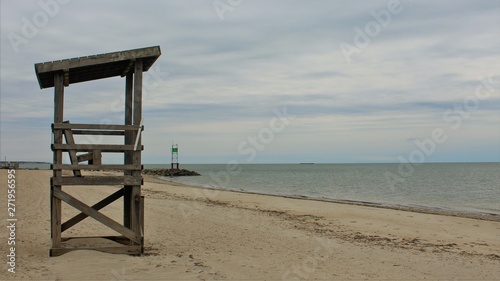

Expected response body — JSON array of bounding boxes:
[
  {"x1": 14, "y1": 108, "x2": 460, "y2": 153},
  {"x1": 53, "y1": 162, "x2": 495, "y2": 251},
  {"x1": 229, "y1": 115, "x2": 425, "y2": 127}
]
[
  {"x1": 138, "y1": 195, "x2": 145, "y2": 252},
  {"x1": 51, "y1": 72, "x2": 64, "y2": 250},
  {"x1": 124, "y1": 72, "x2": 133, "y2": 228},
  {"x1": 131, "y1": 59, "x2": 143, "y2": 239}
]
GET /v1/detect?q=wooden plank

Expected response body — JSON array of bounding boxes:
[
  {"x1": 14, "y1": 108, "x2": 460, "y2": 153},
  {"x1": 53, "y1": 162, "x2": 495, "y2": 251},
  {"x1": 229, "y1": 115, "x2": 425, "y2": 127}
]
[
  {"x1": 52, "y1": 176, "x2": 142, "y2": 186},
  {"x1": 51, "y1": 186, "x2": 62, "y2": 248},
  {"x1": 62, "y1": 122, "x2": 82, "y2": 177},
  {"x1": 53, "y1": 136, "x2": 63, "y2": 174},
  {"x1": 124, "y1": 73, "x2": 134, "y2": 228},
  {"x1": 36, "y1": 46, "x2": 161, "y2": 74},
  {"x1": 133, "y1": 59, "x2": 143, "y2": 126},
  {"x1": 50, "y1": 245, "x2": 142, "y2": 257},
  {"x1": 104, "y1": 236, "x2": 132, "y2": 245},
  {"x1": 129, "y1": 60, "x2": 143, "y2": 235},
  {"x1": 54, "y1": 73, "x2": 64, "y2": 123},
  {"x1": 125, "y1": 72, "x2": 133, "y2": 128},
  {"x1": 52, "y1": 164, "x2": 142, "y2": 171},
  {"x1": 92, "y1": 150, "x2": 102, "y2": 165},
  {"x1": 71, "y1": 130, "x2": 125, "y2": 136},
  {"x1": 130, "y1": 187, "x2": 141, "y2": 236},
  {"x1": 53, "y1": 123, "x2": 140, "y2": 131},
  {"x1": 63, "y1": 69, "x2": 69, "y2": 86},
  {"x1": 76, "y1": 152, "x2": 93, "y2": 162},
  {"x1": 61, "y1": 188, "x2": 124, "y2": 232},
  {"x1": 123, "y1": 186, "x2": 132, "y2": 229},
  {"x1": 35, "y1": 46, "x2": 161, "y2": 91},
  {"x1": 53, "y1": 189, "x2": 141, "y2": 244},
  {"x1": 61, "y1": 236, "x2": 131, "y2": 244},
  {"x1": 51, "y1": 73, "x2": 64, "y2": 249},
  {"x1": 52, "y1": 144, "x2": 143, "y2": 152},
  {"x1": 53, "y1": 73, "x2": 64, "y2": 179},
  {"x1": 139, "y1": 196, "x2": 145, "y2": 238},
  {"x1": 121, "y1": 60, "x2": 135, "y2": 77},
  {"x1": 63, "y1": 132, "x2": 82, "y2": 176}
]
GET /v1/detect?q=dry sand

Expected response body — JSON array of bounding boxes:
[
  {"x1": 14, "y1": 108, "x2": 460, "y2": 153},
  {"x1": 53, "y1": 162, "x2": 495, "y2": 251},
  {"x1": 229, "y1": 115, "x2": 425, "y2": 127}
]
[{"x1": 1, "y1": 170, "x2": 499, "y2": 280}]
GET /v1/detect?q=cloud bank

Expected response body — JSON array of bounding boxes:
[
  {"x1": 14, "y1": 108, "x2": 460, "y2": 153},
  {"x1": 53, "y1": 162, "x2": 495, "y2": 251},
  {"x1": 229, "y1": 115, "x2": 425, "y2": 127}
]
[{"x1": 1, "y1": 0, "x2": 499, "y2": 163}]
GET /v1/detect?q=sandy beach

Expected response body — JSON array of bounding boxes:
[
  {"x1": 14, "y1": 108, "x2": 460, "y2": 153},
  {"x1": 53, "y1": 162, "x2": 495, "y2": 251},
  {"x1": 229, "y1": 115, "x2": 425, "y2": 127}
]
[{"x1": 1, "y1": 169, "x2": 499, "y2": 280}]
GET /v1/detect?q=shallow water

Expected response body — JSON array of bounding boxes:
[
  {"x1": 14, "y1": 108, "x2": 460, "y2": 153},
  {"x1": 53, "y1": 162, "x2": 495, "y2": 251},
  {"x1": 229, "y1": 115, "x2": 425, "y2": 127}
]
[{"x1": 146, "y1": 163, "x2": 500, "y2": 216}]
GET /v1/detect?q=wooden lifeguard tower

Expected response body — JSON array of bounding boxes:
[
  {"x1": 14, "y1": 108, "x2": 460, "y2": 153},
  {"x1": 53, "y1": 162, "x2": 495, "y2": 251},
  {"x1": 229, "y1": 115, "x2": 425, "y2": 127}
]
[{"x1": 34, "y1": 46, "x2": 161, "y2": 256}]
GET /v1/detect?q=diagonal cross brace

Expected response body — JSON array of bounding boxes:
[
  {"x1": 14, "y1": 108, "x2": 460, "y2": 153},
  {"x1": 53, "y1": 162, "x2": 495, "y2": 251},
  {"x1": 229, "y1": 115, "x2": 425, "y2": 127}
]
[
  {"x1": 53, "y1": 189, "x2": 141, "y2": 244},
  {"x1": 61, "y1": 188, "x2": 125, "y2": 232},
  {"x1": 62, "y1": 121, "x2": 82, "y2": 177},
  {"x1": 134, "y1": 118, "x2": 143, "y2": 151}
]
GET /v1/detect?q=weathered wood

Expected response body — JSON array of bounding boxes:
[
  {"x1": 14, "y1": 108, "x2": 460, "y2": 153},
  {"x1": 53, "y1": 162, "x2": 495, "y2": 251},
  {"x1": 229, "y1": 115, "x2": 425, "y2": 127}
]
[
  {"x1": 36, "y1": 46, "x2": 161, "y2": 75},
  {"x1": 52, "y1": 144, "x2": 143, "y2": 152},
  {"x1": 53, "y1": 73, "x2": 64, "y2": 177},
  {"x1": 125, "y1": 72, "x2": 133, "y2": 128},
  {"x1": 54, "y1": 73, "x2": 64, "y2": 124},
  {"x1": 123, "y1": 186, "x2": 132, "y2": 229},
  {"x1": 92, "y1": 150, "x2": 102, "y2": 165},
  {"x1": 61, "y1": 235, "x2": 132, "y2": 244},
  {"x1": 52, "y1": 176, "x2": 142, "y2": 186},
  {"x1": 50, "y1": 245, "x2": 142, "y2": 257},
  {"x1": 76, "y1": 152, "x2": 93, "y2": 162},
  {"x1": 130, "y1": 187, "x2": 141, "y2": 236},
  {"x1": 62, "y1": 188, "x2": 124, "y2": 232},
  {"x1": 62, "y1": 122, "x2": 82, "y2": 177},
  {"x1": 52, "y1": 164, "x2": 142, "y2": 171},
  {"x1": 139, "y1": 196, "x2": 145, "y2": 238},
  {"x1": 35, "y1": 46, "x2": 161, "y2": 89},
  {"x1": 121, "y1": 60, "x2": 136, "y2": 77},
  {"x1": 124, "y1": 73, "x2": 134, "y2": 228},
  {"x1": 51, "y1": 186, "x2": 62, "y2": 248},
  {"x1": 53, "y1": 123, "x2": 140, "y2": 131},
  {"x1": 71, "y1": 130, "x2": 125, "y2": 136},
  {"x1": 133, "y1": 59, "x2": 143, "y2": 127},
  {"x1": 53, "y1": 189, "x2": 141, "y2": 244},
  {"x1": 63, "y1": 69, "x2": 69, "y2": 86},
  {"x1": 134, "y1": 119, "x2": 143, "y2": 151},
  {"x1": 51, "y1": 73, "x2": 64, "y2": 250},
  {"x1": 130, "y1": 59, "x2": 144, "y2": 236},
  {"x1": 103, "y1": 236, "x2": 132, "y2": 245},
  {"x1": 41, "y1": 47, "x2": 159, "y2": 256}
]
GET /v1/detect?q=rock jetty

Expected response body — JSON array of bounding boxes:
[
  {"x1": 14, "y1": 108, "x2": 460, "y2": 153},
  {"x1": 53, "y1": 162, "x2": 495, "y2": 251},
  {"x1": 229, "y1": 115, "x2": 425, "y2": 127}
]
[{"x1": 142, "y1": 168, "x2": 200, "y2": 177}]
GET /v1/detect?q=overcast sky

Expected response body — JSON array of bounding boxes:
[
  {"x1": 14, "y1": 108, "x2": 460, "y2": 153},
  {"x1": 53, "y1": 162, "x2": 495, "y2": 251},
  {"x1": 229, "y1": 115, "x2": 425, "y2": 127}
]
[{"x1": 1, "y1": 0, "x2": 499, "y2": 164}]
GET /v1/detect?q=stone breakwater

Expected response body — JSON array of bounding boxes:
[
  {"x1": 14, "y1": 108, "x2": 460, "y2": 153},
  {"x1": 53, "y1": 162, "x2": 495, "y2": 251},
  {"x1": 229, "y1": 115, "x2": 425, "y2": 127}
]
[{"x1": 143, "y1": 168, "x2": 200, "y2": 177}]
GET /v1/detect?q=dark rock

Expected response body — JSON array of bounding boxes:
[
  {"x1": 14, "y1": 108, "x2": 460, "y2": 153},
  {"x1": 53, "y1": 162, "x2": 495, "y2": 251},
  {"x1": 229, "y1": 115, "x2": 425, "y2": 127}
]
[{"x1": 142, "y1": 168, "x2": 200, "y2": 177}]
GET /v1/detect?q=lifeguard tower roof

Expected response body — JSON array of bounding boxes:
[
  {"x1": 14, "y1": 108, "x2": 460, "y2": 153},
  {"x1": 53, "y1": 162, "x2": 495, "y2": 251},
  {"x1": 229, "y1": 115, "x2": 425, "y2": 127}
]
[{"x1": 34, "y1": 46, "x2": 161, "y2": 89}]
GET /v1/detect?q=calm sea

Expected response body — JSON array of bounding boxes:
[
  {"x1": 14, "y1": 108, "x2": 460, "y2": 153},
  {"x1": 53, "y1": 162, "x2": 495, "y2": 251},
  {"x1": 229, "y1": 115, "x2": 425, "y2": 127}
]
[{"x1": 146, "y1": 163, "x2": 500, "y2": 216}]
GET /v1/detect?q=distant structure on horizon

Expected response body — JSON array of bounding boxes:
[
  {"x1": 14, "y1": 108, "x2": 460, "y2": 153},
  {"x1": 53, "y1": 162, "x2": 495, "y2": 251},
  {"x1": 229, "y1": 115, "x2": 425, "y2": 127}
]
[
  {"x1": 1, "y1": 157, "x2": 19, "y2": 169},
  {"x1": 171, "y1": 143, "x2": 179, "y2": 170}
]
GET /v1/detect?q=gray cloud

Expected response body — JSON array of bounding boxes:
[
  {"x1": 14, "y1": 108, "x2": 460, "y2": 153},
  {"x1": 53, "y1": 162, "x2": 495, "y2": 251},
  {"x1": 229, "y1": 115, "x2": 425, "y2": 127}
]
[{"x1": 1, "y1": 0, "x2": 499, "y2": 163}]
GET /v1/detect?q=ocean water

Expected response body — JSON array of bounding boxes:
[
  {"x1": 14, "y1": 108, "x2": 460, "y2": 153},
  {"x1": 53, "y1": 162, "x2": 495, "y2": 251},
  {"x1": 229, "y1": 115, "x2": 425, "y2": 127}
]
[{"x1": 146, "y1": 163, "x2": 500, "y2": 216}]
